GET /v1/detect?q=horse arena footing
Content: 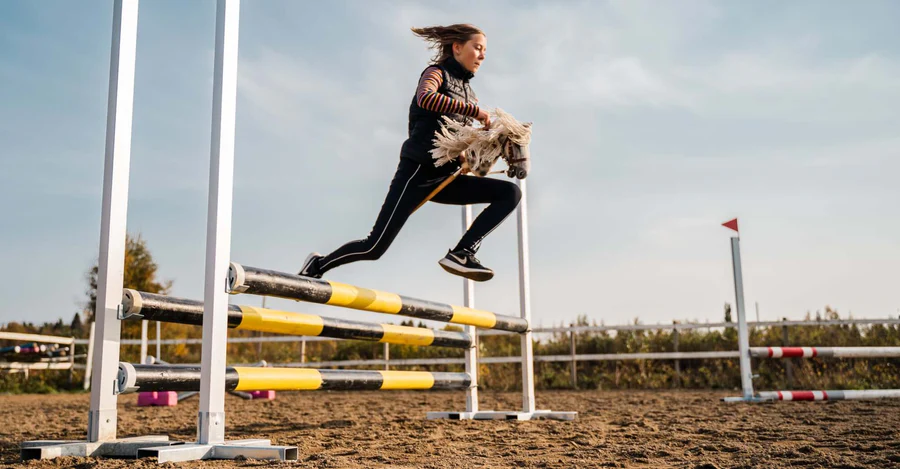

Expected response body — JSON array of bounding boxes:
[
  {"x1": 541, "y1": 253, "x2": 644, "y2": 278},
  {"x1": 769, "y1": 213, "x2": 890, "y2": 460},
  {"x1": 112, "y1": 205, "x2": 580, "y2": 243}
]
[{"x1": 12, "y1": 390, "x2": 900, "y2": 467}]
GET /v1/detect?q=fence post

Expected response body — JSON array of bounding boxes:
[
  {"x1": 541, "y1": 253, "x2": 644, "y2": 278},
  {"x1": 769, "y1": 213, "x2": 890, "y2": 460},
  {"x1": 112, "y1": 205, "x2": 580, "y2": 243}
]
[
  {"x1": 569, "y1": 330, "x2": 577, "y2": 389},
  {"x1": 300, "y1": 338, "x2": 306, "y2": 364},
  {"x1": 782, "y1": 318, "x2": 793, "y2": 389},
  {"x1": 69, "y1": 336, "x2": 76, "y2": 386},
  {"x1": 673, "y1": 322, "x2": 681, "y2": 388},
  {"x1": 384, "y1": 342, "x2": 390, "y2": 371}
]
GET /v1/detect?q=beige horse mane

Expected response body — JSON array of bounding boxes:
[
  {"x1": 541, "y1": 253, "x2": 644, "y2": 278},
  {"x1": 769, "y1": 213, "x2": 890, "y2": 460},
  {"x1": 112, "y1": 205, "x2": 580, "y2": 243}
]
[{"x1": 430, "y1": 108, "x2": 532, "y2": 177}]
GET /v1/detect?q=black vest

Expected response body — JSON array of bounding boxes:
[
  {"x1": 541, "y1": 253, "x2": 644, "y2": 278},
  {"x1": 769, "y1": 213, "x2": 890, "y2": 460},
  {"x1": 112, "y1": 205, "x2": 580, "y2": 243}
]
[{"x1": 400, "y1": 57, "x2": 478, "y2": 167}]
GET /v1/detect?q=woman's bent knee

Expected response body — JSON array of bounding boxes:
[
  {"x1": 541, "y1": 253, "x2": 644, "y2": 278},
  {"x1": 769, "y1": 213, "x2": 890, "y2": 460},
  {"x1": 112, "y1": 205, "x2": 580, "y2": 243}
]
[{"x1": 504, "y1": 181, "x2": 522, "y2": 205}]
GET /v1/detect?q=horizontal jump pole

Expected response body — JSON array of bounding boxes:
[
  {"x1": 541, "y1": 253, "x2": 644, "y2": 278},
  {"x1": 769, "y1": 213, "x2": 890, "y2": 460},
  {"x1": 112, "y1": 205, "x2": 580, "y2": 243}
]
[
  {"x1": 755, "y1": 390, "x2": 900, "y2": 401},
  {"x1": 116, "y1": 363, "x2": 471, "y2": 394},
  {"x1": 750, "y1": 346, "x2": 900, "y2": 359},
  {"x1": 123, "y1": 290, "x2": 472, "y2": 349},
  {"x1": 227, "y1": 263, "x2": 528, "y2": 333}
]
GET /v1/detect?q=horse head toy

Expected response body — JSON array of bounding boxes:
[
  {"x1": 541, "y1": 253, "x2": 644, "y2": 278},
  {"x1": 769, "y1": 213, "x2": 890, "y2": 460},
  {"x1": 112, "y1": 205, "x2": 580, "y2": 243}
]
[{"x1": 430, "y1": 108, "x2": 532, "y2": 179}]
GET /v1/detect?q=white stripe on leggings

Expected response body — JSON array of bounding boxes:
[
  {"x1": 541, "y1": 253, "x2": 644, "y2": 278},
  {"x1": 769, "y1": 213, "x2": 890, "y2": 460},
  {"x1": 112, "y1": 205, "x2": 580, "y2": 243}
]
[{"x1": 319, "y1": 164, "x2": 422, "y2": 270}]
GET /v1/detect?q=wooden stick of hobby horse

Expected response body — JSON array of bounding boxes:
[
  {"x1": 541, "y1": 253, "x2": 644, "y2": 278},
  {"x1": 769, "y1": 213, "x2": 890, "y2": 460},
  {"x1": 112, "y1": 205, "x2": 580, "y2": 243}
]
[{"x1": 413, "y1": 167, "x2": 462, "y2": 214}]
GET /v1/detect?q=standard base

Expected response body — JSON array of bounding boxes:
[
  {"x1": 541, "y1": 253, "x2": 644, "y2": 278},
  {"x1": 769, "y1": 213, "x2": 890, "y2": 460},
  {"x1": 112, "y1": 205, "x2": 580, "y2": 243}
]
[
  {"x1": 721, "y1": 396, "x2": 765, "y2": 403},
  {"x1": 426, "y1": 410, "x2": 577, "y2": 421},
  {"x1": 137, "y1": 439, "x2": 298, "y2": 463},
  {"x1": 21, "y1": 435, "x2": 175, "y2": 460}
]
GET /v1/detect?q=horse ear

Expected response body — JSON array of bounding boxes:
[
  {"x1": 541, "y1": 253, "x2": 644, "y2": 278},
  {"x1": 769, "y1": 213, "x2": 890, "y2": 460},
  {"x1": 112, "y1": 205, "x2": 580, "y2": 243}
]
[{"x1": 524, "y1": 122, "x2": 532, "y2": 128}]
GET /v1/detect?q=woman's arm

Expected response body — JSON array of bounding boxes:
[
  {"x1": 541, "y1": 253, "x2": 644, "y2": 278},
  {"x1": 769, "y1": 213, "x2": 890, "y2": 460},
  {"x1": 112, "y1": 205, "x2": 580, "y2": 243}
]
[{"x1": 415, "y1": 66, "x2": 480, "y2": 117}]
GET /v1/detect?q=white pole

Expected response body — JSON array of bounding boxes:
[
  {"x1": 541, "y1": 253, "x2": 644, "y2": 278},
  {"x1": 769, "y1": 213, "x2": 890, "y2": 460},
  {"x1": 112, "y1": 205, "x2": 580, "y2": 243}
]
[
  {"x1": 83, "y1": 321, "x2": 96, "y2": 391},
  {"x1": 140, "y1": 320, "x2": 148, "y2": 364},
  {"x1": 516, "y1": 179, "x2": 536, "y2": 413},
  {"x1": 88, "y1": 0, "x2": 139, "y2": 443},
  {"x1": 198, "y1": 0, "x2": 240, "y2": 446},
  {"x1": 731, "y1": 237, "x2": 754, "y2": 400},
  {"x1": 462, "y1": 205, "x2": 478, "y2": 413},
  {"x1": 258, "y1": 297, "x2": 266, "y2": 357},
  {"x1": 156, "y1": 321, "x2": 161, "y2": 360},
  {"x1": 69, "y1": 334, "x2": 76, "y2": 385}
]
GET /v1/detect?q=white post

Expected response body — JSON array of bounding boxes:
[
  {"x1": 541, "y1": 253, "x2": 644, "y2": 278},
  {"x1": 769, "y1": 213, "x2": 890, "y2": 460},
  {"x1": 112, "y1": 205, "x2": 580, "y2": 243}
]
[
  {"x1": 198, "y1": 0, "x2": 240, "y2": 446},
  {"x1": 156, "y1": 321, "x2": 161, "y2": 360},
  {"x1": 87, "y1": 0, "x2": 139, "y2": 443},
  {"x1": 139, "y1": 320, "x2": 148, "y2": 364},
  {"x1": 83, "y1": 321, "x2": 95, "y2": 391},
  {"x1": 257, "y1": 297, "x2": 266, "y2": 357},
  {"x1": 515, "y1": 179, "x2": 536, "y2": 413},
  {"x1": 731, "y1": 237, "x2": 754, "y2": 400},
  {"x1": 462, "y1": 205, "x2": 479, "y2": 413},
  {"x1": 69, "y1": 336, "x2": 76, "y2": 385}
]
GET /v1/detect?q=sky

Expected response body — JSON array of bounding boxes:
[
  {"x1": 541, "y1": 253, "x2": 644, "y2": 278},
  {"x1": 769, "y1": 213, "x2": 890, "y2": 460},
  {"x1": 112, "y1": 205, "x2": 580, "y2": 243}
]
[{"x1": 1, "y1": 0, "x2": 898, "y2": 330}]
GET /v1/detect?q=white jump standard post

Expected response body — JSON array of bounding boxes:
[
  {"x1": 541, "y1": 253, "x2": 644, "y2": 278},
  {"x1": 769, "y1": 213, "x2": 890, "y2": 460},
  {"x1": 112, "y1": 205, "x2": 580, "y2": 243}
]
[
  {"x1": 516, "y1": 179, "x2": 537, "y2": 415},
  {"x1": 722, "y1": 220, "x2": 900, "y2": 403},
  {"x1": 427, "y1": 180, "x2": 576, "y2": 420},
  {"x1": 135, "y1": 0, "x2": 296, "y2": 461},
  {"x1": 732, "y1": 235, "x2": 754, "y2": 401},
  {"x1": 463, "y1": 205, "x2": 479, "y2": 414},
  {"x1": 719, "y1": 220, "x2": 757, "y2": 403},
  {"x1": 20, "y1": 0, "x2": 175, "y2": 458}
]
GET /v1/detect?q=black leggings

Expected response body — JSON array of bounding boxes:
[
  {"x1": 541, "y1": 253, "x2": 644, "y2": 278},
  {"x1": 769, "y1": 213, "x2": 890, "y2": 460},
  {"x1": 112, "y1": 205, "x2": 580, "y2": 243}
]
[{"x1": 317, "y1": 158, "x2": 522, "y2": 275}]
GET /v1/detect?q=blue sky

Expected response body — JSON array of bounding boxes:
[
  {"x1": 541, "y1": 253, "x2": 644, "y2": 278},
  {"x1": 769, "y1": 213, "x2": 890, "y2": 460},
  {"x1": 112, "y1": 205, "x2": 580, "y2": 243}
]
[{"x1": 1, "y1": 0, "x2": 898, "y2": 329}]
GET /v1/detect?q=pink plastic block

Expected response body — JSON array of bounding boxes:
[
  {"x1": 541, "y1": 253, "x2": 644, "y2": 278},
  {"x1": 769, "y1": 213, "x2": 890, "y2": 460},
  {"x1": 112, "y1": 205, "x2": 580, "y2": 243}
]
[
  {"x1": 249, "y1": 390, "x2": 276, "y2": 400},
  {"x1": 137, "y1": 391, "x2": 178, "y2": 406}
]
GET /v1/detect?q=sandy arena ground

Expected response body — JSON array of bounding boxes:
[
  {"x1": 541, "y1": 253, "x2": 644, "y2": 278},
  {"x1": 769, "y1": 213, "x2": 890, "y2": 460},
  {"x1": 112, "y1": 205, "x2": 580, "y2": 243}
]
[{"x1": 2, "y1": 390, "x2": 900, "y2": 468}]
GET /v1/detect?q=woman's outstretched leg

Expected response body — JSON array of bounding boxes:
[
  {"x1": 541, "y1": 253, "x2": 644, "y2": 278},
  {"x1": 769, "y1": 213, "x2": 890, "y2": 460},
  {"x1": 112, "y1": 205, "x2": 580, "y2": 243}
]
[{"x1": 298, "y1": 159, "x2": 435, "y2": 278}]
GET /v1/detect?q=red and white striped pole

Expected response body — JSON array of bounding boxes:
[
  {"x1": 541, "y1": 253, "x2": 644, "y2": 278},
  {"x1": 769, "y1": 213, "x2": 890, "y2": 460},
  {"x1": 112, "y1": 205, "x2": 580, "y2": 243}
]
[
  {"x1": 751, "y1": 346, "x2": 900, "y2": 359},
  {"x1": 757, "y1": 390, "x2": 900, "y2": 401}
]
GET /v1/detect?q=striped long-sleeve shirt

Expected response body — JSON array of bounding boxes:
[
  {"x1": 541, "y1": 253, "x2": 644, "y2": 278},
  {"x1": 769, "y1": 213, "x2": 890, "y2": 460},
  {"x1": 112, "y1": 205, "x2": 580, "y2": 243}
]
[{"x1": 415, "y1": 66, "x2": 480, "y2": 118}]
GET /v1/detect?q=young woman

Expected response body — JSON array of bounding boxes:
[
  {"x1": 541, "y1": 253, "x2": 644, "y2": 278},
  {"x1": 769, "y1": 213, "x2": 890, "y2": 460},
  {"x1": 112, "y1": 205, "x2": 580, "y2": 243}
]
[{"x1": 299, "y1": 24, "x2": 521, "y2": 282}]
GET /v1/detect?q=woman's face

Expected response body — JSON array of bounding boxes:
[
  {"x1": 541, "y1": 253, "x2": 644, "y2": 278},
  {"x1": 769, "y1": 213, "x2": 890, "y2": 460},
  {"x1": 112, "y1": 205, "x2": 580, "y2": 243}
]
[{"x1": 454, "y1": 34, "x2": 487, "y2": 74}]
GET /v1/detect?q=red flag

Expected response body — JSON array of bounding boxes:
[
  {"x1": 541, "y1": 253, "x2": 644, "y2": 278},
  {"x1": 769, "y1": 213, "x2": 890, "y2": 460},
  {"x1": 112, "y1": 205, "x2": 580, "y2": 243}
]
[{"x1": 722, "y1": 218, "x2": 739, "y2": 233}]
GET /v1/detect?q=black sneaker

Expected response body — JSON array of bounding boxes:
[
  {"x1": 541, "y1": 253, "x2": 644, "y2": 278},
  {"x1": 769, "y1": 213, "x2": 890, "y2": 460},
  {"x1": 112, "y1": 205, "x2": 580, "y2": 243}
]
[
  {"x1": 298, "y1": 252, "x2": 324, "y2": 279},
  {"x1": 438, "y1": 248, "x2": 494, "y2": 282}
]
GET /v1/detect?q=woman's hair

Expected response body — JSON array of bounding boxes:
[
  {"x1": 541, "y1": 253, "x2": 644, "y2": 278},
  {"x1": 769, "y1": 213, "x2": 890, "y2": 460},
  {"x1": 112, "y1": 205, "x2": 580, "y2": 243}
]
[{"x1": 411, "y1": 24, "x2": 484, "y2": 64}]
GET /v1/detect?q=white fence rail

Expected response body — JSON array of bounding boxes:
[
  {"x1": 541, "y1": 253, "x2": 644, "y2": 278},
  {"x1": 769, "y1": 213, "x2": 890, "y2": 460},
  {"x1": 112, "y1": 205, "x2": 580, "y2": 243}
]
[{"x1": 4, "y1": 317, "x2": 899, "y2": 389}]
